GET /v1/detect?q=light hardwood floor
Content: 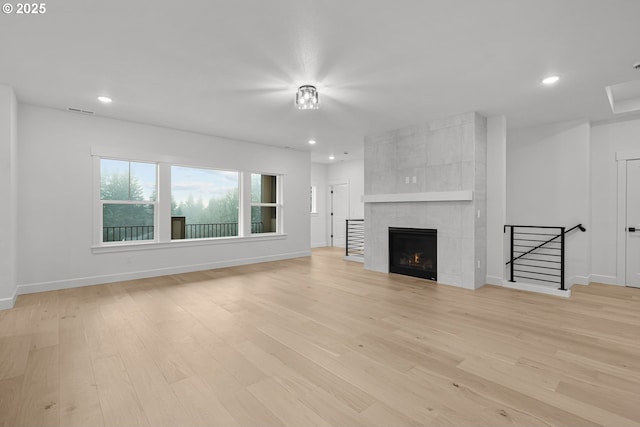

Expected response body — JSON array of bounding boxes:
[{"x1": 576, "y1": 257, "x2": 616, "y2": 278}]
[{"x1": 1, "y1": 247, "x2": 639, "y2": 426}]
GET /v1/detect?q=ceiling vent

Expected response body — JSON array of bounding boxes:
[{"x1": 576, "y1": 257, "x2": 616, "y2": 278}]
[
  {"x1": 605, "y1": 79, "x2": 640, "y2": 114},
  {"x1": 67, "y1": 107, "x2": 94, "y2": 115}
]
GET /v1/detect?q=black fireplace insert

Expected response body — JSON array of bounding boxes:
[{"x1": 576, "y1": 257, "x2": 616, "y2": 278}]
[{"x1": 389, "y1": 227, "x2": 437, "y2": 281}]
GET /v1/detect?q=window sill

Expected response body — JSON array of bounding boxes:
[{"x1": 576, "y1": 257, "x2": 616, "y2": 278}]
[{"x1": 92, "y1": 233, "x2": 287, "y2": 254}]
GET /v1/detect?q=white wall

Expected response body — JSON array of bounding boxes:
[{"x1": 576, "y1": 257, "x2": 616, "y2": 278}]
[
  {"x1": 486, "y1": 116, "x2": 506, "y2": 286},
  {"x1": 16, "y1": 104, "x2": 311, "y2": 295},
  {"x1": 506, "y1": 120, "x2": 590, "y2": 287},
  {"x1": 0, "y1": 86, "x2": 18, "y2": 309},
  {"x1": 591, "y1": 117, "x2": 640, "y2": 284},
  {"x1": 327, "y1": 159, "x2": 364, "y2": 219},
  {"x1": 310, "y1": 163, "x2": 328, "y2": 247},
  {"x1": 309, "y1": 159, "x2": 364, "y2": 248}
]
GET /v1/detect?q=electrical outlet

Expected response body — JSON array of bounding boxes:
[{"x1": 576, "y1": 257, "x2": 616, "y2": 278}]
[
  {"x1": 477, "y1": 210, "x2": 480, "y2": 218},
  {"x1": 412, "y1": 176, "x2": 417, "y2": 183},
  {"x1": 477, "y1": 260, "x2": 480, "y2": 269},
  {"x1": 405, "y1": 176, "x2": 410, "y2": 184}
]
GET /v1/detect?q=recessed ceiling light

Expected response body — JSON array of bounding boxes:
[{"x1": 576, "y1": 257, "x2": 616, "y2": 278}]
[
  {"x1": 542, "y1": 76, "x2": 560, "y2": 85},
  {"x1": 97, "y1": 96, "x2": 112, "y2": 103},
  {"x1": 308, "y1": 140, "x2": 316, "y2": 145},
  {"x1": 329, "y1": 155, "x2": 335, "y2": 160}
]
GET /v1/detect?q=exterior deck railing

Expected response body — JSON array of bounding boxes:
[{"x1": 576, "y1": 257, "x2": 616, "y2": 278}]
[
  {"x1": 103, "y1": 225, "x2": 154, "y2": 242},
  {"x1": 103, "y1": 222, "x2": 264, "y2": 242}
]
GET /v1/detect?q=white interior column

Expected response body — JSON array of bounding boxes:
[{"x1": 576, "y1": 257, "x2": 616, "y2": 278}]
[
  {"x1": 486, "y1": 115, "x2": 507, "y2": 285},
  {"x1": 0, "y1": 85, "x2": 18, "y2": 310}
]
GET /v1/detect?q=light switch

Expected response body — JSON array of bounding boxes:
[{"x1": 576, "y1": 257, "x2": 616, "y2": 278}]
[
  {"x1": 412, "y1": 176, "x2": 417, "y2": 183},
  {"x1": 405, "y1": 176, "x2": 409, "y2": 184}
]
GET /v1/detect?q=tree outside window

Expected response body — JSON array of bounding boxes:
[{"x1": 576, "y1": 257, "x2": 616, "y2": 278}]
[
  {"x1": 171, "y1": 166, "x2": 239, "y2": 239},
  {"x1": 100, "y1": 159, "x2": 156, "y2": 242}
]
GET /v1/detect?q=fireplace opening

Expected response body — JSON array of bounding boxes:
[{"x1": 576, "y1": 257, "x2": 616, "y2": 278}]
[{"x1": 389, "y1": 227, "x2": 437, "y2": 281}]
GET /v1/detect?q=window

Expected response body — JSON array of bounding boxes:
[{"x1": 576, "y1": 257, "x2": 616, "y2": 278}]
[
  {"x1": 94, "y1": 154, "x2": 285, "y2": 247},
  {"x1": 100, "y1": 159, "x2": 157, "y2": 242},
  {"x1": 171, "y1": 166, "x2": 239, "y2": 239},
  {"x1": 310, "y1": 185, "x2": 317, "y2": 214},
  {"x1": 251, "y1": 174, "x2": 279, "y2": 234}
]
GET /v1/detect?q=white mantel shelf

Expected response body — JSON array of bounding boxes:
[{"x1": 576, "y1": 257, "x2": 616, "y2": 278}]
[{"x1": 363, "y1": 190, "x2": 473, "y2": 204}]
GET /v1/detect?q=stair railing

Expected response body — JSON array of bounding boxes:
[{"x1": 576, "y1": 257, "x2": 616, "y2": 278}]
[
  {"x1": 345, "y1": 219, "x2": 365, "y2": 257},
  {"x1": 503, "y1": 224, "x2": 586, "y2": 291}
]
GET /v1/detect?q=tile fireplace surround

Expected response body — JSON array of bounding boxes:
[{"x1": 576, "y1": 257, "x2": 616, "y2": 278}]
[{"x1": 364, "y1": 112, "x2": 487, "y2": 289}]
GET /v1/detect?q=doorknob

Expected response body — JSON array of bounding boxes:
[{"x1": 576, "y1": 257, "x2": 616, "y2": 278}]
[{"x1": 628, "y1": 227, "x2": 636, "y2": 232}]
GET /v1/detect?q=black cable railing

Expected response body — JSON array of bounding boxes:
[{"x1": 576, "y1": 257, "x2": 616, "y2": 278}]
[
  {"x1": 504, "y1": 224, "x2": 586, "y2": 291},
  {"x1": 345, "y1": 219, "x2": 365, "y2": 257}
]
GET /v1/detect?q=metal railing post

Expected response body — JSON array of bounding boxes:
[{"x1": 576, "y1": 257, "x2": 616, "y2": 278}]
[
  {"x1": 509, "y1": 226, "x2": 515, "y2": 282},
  {"x1": 345, "y1": 220, "x2": 349, "y2": 256},
  {"x1": 560, "y1": 226, "x2": 566, "y2": 290}
]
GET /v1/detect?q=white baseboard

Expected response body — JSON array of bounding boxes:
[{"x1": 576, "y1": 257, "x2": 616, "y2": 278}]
[
  {"x1": 588, "y1": 274, "x2": 619, "y2": 286},
  {"x1": 485, "y1": 275, "x2": 504, "y2": 286},
  {"x1": 501, "y1": 280, "x2": 571, "y2": 298},
  {"x1": 569, "y1": 275, "x2": 590, "y2": 286},
  {"x1": 343, "y1": 255, "x2": 364, "y2": 263},
  {"x1": 15, "y1": 250, "x2": 311, "y2": 297},
  {"x1": 311, "y1": 242, "x2": 328, "y2": 248},
  {"x1": 0, "y1": 289, "x2": 18, "y2": 310}
]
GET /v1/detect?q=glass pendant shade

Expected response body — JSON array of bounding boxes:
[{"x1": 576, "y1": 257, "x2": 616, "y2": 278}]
[{"x1": 296, "y1": 85, "x2": 319, "y2": 110}]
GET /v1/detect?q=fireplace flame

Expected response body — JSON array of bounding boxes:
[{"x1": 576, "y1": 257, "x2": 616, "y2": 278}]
[{"x1": 398, "y1": 251, "x2": 432, "y2": 270}]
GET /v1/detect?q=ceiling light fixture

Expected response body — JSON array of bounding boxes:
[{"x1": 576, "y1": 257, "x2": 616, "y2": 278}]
[
  {"x1": 296, "y1": 85, "x2": 319, "y2": 110},
  {"x1": 542, "y1": 75, "x2": 560, "y2": 85},
  {"x1": 308, "y1": 140, "x2": 316, "y2": 145},
  {"x1": 97, "y1": 96, "x2": 113, "y2": 103},
  {"x1": 329, "y1": 155, "x2": 335, "y2": 160}
]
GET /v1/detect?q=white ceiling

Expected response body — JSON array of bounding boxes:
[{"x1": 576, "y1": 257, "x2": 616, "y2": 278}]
[{"x1": 2, "y1": 0, "x2": 640, "y2": 163}]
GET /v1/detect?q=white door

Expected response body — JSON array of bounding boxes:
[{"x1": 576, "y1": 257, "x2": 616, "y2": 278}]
[
  {"x1": 331, "y1": 184, "x2": 349, "y2": 247},
  {"x1": 626, "y1": 159, "x2": 640, "y2": 287}
]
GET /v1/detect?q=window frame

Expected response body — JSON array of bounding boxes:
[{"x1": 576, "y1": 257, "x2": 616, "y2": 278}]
[
  {"x1": 310, "y1": 185, "x2": 317, "y2": 214},
  {"x1": 169, "y1": 164, "x2": 241, "y2": 241},
  {"x1": 250, "y1": 173, "x2": 283, "y2": 235},
  {"x1": 97, "y1": 157, "x2": 159, "y2": 245}
]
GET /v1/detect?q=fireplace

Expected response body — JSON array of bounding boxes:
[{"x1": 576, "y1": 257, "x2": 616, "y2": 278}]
[{"x1": 389, "y1": 227, "x2": 437, "y2": 281}]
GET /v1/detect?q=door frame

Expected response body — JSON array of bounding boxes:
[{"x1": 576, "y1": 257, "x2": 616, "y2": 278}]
[
  {"x1": 328, "y1": 181, "x2": 350, "y2": 247},
  {"x1": 615, "y1": 150, "x2": 640, "y2": 286}
]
